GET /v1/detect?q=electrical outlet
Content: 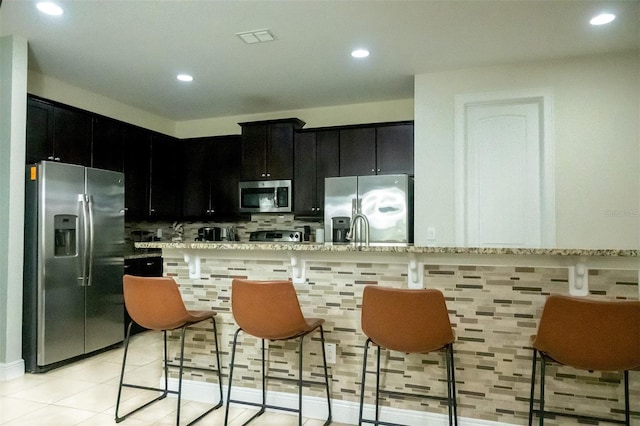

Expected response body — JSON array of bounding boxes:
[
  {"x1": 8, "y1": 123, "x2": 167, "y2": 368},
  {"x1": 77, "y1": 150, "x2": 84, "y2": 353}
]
[{"x1": 325, "y1": 343, "x2": 336, "y2": 364}]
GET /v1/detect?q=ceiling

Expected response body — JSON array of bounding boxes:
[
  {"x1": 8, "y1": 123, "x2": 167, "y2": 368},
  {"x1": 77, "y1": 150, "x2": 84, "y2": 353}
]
[{"x1": 1, "y1": 0, "x2": 638, "y2": 121}]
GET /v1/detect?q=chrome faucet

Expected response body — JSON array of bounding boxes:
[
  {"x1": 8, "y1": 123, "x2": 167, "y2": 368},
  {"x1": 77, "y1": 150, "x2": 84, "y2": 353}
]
[{"x1": 348, "y1": 213, "x2": 370, "y2": 246}]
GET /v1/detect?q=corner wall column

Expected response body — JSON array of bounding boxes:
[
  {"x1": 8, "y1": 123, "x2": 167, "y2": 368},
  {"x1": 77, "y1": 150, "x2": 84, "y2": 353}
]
[{"x1": 0, "y1": 35, "x2": 28, "y2": 380}]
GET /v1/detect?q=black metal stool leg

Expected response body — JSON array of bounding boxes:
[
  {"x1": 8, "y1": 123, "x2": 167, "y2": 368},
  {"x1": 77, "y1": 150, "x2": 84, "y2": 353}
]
[
  {"x1": 358, "y1": 339, "x2": 371, "y2": 426},
  {"x1": 224, "y1": 328, "x2": 242, "y2": 426},
  {"x1": 176, "y1": 326, "x2": 188, "y2": 426},
  {"x1": 375, "y1": 345, "x2": 381, "y2": 424},
  {"x1": 528, "y1": 349, "x2": 537, "y2": 426},
  {"x1": 298, "y1": 336, "x2": 304, "y2": 426},
  {"x1": 115, "y1": 322, "x2": 133, "y2": 422},
  {"x1": 539, "y1": 355, "x2": 545, "y2": 426},
  {"x1": 319, "y1": 326, "x2": 332, "y2": 425},
  {"x1": 624, "y1": 370, "x2": 630, "y2": 426}
]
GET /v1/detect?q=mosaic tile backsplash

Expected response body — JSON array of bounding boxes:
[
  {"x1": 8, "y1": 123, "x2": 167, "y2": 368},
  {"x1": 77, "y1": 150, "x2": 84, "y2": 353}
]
[{"x1": 156, "y1": 251, "x2": 639, "y2": 425}]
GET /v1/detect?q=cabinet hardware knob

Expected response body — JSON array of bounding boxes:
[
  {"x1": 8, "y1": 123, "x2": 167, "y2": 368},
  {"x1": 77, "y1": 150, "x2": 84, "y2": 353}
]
[
  {"x1": 377, "y1": 168, "x2": 381, "y2": 172},
  {"x1": 47, "y1": 156, "x2": 54, "y2": 160},
  {"x1": 55, "y1": 157, "x2": 60, "y2": 161},
  {"x1": 371, "y1": 168, "x2": 375, "y2": 172}
]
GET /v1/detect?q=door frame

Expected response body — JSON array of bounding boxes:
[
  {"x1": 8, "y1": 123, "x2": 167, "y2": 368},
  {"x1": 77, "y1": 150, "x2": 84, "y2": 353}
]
[{"x1": 454, "y1": 88, "x2": 556, "y2": 248}]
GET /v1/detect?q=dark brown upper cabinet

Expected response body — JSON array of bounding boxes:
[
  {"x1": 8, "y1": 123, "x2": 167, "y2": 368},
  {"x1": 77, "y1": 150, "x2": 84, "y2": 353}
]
[
  {"x1": 339, "y1": 127, "x2": 376, "y2": 176},
  {"x1": 181, "y1": 135, "x2": 242, "y2": 218},
  {"x1": 240, "y1": 118, "x2": 305, "y2": 180},
  {"x1": 338, "y1": 121, "x2": 414, "y2": 176},
  {"x1": 293, "y1": 129, "x2": 339, "y2": 217},
  {"x1": 375, "y1": 123, "x2": 414, "y2": 175},
  {"x1": 92, "y1": 116, "x2": 125, "y2": 172},
  {"x1": 123, "y1": 125, "x2": 152, "y2": 219},
  {"x1": 26, "y1": 96, "x2": 92, "y2": 166},
  {"x1": 149, "y1": 133, "x2": 182, "y2": 219}
]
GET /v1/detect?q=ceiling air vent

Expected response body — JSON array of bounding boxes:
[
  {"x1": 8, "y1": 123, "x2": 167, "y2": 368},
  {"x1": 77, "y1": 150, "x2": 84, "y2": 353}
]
[{"x1": 236, "y1": 29, "x2": 276, "y2": 44}]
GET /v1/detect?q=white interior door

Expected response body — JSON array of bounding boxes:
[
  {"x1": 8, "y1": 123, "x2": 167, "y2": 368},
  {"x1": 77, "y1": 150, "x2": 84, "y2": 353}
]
[
  {"x1": 456, "y1": 89, "x2": 555, "y2": 249},
  {"x1": 466, "y1": 101, "x2": 540, "y2": 247}
]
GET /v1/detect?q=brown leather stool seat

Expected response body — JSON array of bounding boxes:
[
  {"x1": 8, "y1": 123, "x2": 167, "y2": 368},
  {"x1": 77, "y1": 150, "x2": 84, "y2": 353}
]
[
  {"x1": 528, "y1": 294, "x2": 640, "y2": 426},
  {"x1": 224, "y1": 279, "x2": 332, "y2": 426},
  {"x1": 358, "y1": 285, "x2": 457, "y2": 426},
  {"x1": 115, "y1": 275, "x2": 223, "y2": 426}
]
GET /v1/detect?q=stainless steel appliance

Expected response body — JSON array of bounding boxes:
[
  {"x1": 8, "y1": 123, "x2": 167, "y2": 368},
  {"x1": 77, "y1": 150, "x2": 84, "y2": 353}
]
[
  {"x1": 331, "y1": 216, "x2": 351, "y2": 243},
  {"x1": 197, "y1": 226, "x2": 221, "y2": 241},
  {"x1": 249, "y1": 230, "x2": 302, "y2": 242},
  {"x1": 23, "y1": 161, "x2": 125, "y2": 372},
  {"x1": 239, "y1": 180, "x2": 292, "y2": 213},
  {"x1": 324, "y1": 174, "x2": 413, "y2": 244}
]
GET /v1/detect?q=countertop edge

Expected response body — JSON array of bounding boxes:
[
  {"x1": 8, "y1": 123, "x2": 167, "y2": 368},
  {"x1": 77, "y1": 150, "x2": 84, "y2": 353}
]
[{"x1": 133, "y1": 242, "x2": 638, "y2": 257}]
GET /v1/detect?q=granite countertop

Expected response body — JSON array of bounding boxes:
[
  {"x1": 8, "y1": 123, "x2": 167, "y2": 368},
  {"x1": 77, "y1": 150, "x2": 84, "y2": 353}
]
[{"x1": 134, "y1": 241, "x2": 638, "y2": 257}]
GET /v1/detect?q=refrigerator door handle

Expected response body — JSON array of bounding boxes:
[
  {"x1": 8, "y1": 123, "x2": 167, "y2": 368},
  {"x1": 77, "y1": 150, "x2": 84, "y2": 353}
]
[
  {"x1": 79, "y1": 194, "x2": 89, "y2": 287},
  {"x1": 86, "y1": 194, "x2": 95, "y2": 287}
]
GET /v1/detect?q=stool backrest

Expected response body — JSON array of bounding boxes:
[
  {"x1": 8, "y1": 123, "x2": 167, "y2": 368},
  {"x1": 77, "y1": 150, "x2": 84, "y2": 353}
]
[
  {"x1": 532, "y1": 294, "x2": 640, "y2": 371},
  {"x1": 361, "y1": 286, "x2": 454, "y2": 353},
  {"x1": 231, "y1": 279, "x2": 308, "y2": 340},
  {"x1": 123, "y1": 274, "x2": 191, "y2": 330}
]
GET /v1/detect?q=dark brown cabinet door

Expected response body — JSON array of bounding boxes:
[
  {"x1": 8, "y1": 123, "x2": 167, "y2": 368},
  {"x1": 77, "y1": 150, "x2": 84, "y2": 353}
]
[
  {"x1": 266, "y1": 122, "x2": 294, "y2": 180},
  {"x1": 25, "y1": 96, "x2": 91, "y2": 166},
  {"x1": 26, "y1": 97, "x2": 54, "y2": 164},
  {"x1": 241, "y1": 123, "x2": 267, "y2": 180},
  {"x1": 123, "y1": 126, "x2": 151, "y2": 219},
  {"x1": 92, "y1": 116, "x2": 125, "y2": 172},
  {"x1": 53, "y1": 107, "x2": 92, "y2": 166},
  {"x1": 376, "y1": 123, "x2": 414, "y2": 174},
  {"x1": 293, "y1": 132, "x2": 316, "y2": 215},
  {"x1": 181, "y1": 138, "x2": 211, "y2": 217},
  {"x1": 210, "y1": 135, "x2": 242, "y2": 216},
  {"x1": 240, "y1": 119, "x2": 303, "y2": 180},
  {"x1": 339, "y1": 127, "x2": 376, "y2": 176},
  {"x1": 294, "y1": 129, "x2": 339, "y2": 216},
  {"x1": 149, "y1": 134, "x2": 181, "y2": 219},
  {"x1": 181, "y1": 135, "x2": 241, "y2": 218}
]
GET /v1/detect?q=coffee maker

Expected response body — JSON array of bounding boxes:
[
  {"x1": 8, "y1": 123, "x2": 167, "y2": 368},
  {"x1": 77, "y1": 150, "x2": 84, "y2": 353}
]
[
  {"x1": 197, "y1": 227, "x2": 221, "y2": 241},
  {"x1": 331, "y1": 216, "x2": 350, "y2": 243}
]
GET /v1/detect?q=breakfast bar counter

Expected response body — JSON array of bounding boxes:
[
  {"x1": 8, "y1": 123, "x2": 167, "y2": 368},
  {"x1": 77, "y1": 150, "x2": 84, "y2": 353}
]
[{"x1": 135, "y1": 242, "x2": 639, "y2": 425}]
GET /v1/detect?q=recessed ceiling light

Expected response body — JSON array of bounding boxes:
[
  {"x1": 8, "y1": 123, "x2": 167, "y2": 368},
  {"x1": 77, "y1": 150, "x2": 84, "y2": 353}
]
[
  {"x1": 177, "y1": 74, "x2": 193, "y2": 82},
  {"x1": 36, "y1": 2, "x2": 63, "y2": 16},
  {"x1": 351, "y1": 49, "x2": 370, "y2": 59},
  {"x1": 590, "y1": 13, "x2": 616, "y2": 26}
]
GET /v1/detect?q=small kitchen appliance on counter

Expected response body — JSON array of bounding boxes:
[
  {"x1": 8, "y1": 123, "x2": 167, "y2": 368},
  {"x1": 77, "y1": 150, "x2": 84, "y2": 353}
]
[
  {"x1": 197, "y1": 226, "x2": 222, "y2": 241},
  {"x1": 331, "y1": 216, "x2": 351, "y2": 243},
  {"x1": 249, "y1": 230, "x2": 302, "y2": 242}
]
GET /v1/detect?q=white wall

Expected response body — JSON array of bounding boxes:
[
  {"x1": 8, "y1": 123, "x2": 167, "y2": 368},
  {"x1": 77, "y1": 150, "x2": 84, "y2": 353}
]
[
  {"x1": 414, "y1": 51, "x2": 640, "y2": 249},
  {"x1": 27, "y1": 70, "x2": 413, "y2": 138},
  {"x1": 0, "y1": 35, "x2": 28, "y2": 380},
  {"x1": 174, "y1": 99, "x2": 414, "y2": 138},
  {"x1": 27, "y1": 71, "x2": 175, "y2": 136}
]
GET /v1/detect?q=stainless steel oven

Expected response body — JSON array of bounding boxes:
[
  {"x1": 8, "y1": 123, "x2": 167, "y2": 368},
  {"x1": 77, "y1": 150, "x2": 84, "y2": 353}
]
[{"x1": 239, "y1": 180, "x2": 292, "y2": 213}]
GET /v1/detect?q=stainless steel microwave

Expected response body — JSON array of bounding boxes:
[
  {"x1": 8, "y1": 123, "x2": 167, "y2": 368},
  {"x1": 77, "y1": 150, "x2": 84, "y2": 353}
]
[{"x1": 239, "y1": 180, "x2": 292, "y2": 213}]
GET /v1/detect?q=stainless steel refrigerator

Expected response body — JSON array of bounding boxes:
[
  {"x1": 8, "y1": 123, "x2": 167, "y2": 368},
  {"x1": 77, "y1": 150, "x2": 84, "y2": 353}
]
[
  {"x1": 324, "y1": 174, "x2": 414, "y2": 244},
  {"x1": 23, "y1": 161, "x2": 125, "y2": 372}
]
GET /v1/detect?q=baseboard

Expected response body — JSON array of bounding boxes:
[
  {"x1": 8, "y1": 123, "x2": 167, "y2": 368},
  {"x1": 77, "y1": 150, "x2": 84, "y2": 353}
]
[
  {"x1": 167, "y1": 377, "x2": 516, "y2": 426},
  {"x1": 0, "y1": 359, "x2": 25, "y2": 381}
]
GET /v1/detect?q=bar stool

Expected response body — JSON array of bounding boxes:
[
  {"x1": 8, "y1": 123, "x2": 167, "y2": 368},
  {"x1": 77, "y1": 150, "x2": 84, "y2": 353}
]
[
  {"x1": 358, "y1": 285, "x2": 457, "y2": 426},
  {"x1": 528, "y1": 294, "x2": 640, "y2": 426},
  {"x1": 224, "y1": 279, "x2": 332, "y2": 426},
  {"x1": 115, "y1": 275, "x2": 223, "y2": 426}
]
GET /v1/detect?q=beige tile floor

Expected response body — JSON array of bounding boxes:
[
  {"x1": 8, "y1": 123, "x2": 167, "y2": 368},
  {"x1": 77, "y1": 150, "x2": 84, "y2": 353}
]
[{"x1": 0, "y1": 331, "x2": 347, "y2": 426}]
